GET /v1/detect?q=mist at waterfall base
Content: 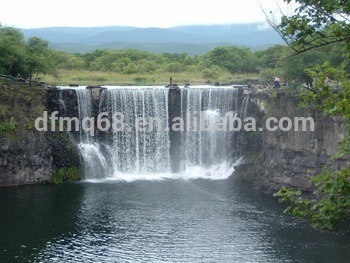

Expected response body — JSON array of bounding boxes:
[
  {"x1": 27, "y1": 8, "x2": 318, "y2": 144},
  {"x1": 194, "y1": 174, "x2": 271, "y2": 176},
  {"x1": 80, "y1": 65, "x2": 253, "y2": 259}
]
[{"x1": 74, "y1": 86, "x2": 242, "y2": 182}]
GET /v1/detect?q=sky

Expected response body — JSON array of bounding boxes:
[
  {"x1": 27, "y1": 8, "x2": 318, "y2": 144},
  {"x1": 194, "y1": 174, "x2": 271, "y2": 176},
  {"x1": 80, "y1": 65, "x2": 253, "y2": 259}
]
[{"x1": 1, "y1": 0, "x2": 294, "y2": 29}]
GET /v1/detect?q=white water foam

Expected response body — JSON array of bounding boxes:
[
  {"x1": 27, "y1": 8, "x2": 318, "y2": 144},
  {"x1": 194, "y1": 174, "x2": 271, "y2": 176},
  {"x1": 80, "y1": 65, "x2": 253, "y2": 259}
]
[{"x1": 83, "y1": 158, "x2": 243, "y2": 183}]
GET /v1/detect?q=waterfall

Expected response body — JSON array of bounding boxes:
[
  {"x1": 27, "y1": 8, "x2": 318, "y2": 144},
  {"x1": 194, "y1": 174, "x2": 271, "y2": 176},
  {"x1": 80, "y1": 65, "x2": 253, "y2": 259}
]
[
  {"x1": 75, "y1": 88, "x2": 110, "y2": 179},
  {"x1": 99, "y1": 87, "x2": 171, "y2": 178},
  {"x1": 75, "y1": 89, "x2": 92, "y2": 141},
  {"x1": 180, "y1": 87, "x2": 240, "y2": 179},
  {"x1": 62, "y1": 85, "x2": 243, "y2": 181}
]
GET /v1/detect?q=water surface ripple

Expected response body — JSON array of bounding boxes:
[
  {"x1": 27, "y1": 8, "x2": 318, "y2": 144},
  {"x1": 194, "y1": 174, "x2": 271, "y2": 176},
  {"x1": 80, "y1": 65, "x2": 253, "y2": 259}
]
[{"x1": 0, "y1": 180, "x2": 349, "y2": 262}]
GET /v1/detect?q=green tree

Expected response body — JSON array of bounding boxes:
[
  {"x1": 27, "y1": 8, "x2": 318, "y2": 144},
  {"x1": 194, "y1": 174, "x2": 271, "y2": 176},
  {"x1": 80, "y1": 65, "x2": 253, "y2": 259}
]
[
  {"x1": 270, "y1": 0, "x2": 350, "y2": 231},
  {"x1": 123, "y1": 62, "x2": 137, "y2": 74},
  {"x1": 282, "y1": 48, "x2": 327, "y2": 86},
  {"x1": 269, "y1": 0, "x2": 350, "y2": 54},
  {"x1": 0, "y1": 26, "x2": 25, "y2": 75},
  {"x1": 25, "y1": 37, "x2": 57, "y2": 85},
  {"x1": 166, "y1": 62, "x2": 183, "y2": 73},
  {"x1": 201, "y1": 65, "x2": 220, "y2": 79},
  {"x1": 256, "y1": 44, "x2": 289, "y2": 69},
  {"x1": 52, "y1": 51, "x2": 84, "y2": 70},
  {"x1": 206, "y1": 46, "x2": 257, "y2": 74}
]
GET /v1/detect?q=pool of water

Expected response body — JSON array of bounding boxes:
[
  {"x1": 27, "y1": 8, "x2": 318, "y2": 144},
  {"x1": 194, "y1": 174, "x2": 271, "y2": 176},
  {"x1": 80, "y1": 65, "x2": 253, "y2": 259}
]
[{"x1": 0, "y1": 179, "x2": 349, "y2": 262}]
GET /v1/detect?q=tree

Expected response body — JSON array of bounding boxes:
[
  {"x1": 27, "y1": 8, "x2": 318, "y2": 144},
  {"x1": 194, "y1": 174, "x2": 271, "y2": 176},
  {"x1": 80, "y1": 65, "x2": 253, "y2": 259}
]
[
  {"x1": 25, "y1": 37, "x2": 57, "y2": 85},
  {"x1": 281, "y1": 47, "x2": 327, "y2": 86},
  {"x1": 270, "y1": 0, "x2": 350, "y2": 231},
  {"x1": 205, "y1": 46, "x2": 257, "y2": 74},
  {"x1": 268, "y1": 0, "x2": 350, "y2": 55},
  {"x1": 52, "y1": 51, "x2": 84, "y2": 70},
  {"x1": 0, "y1": 26, "x2": 25, "y2": 75},
  {"x1": 166, "y1": 62, "x2": 183, "y2": 73},
  {"x1": 256, "y1": 44, "x2": 289, "y2": 69},
  {"x1": 201, "y1": 65, "x2": 220, "y2": 79}
]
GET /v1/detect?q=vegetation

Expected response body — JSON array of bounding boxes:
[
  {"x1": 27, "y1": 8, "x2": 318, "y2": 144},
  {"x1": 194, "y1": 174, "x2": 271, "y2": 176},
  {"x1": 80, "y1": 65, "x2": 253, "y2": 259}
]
[
  {"x1": 52, "y1": 166, "x2": 81, "y2": 184},
  {"x1": 269, "y1": 0, "x2": 350, "y2": 55},
  {"x1": 0, "y1": 78, "x2": 47, "y2": 140},
  {"x1": 0, "y1": 121, "x2": 16, "y2": 136},
  {"x1": 1, "y1": 23, "x2": 348, "y2": 86},
  {"x1": 46, "y1": 130, "x2": 83, "y2": 184},
  {"x1": 25, "y1": 37, "x2": 57, "y2": 85},
  {"x1": 271, "y1": 0, "x2": 350, "y2": 231},
  {"x1": 0, "y1": 25, "x2": 57, "y2": 85}
]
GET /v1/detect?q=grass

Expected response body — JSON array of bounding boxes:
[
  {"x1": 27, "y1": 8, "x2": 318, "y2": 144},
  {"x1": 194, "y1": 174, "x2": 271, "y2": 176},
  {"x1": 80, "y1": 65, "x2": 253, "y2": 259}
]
[
  {"x1": 41, "y1": 69, "x2": 260, "y2": 86},
  {"x1": 52, "y1": 166, "x2": 81, "y2": 184},
  {"x1": 0, "y1": 121, "x2": 16, "y2": 136},
  {"x1": 0, "y1": 78, "x2": 47, "y2": 140}
]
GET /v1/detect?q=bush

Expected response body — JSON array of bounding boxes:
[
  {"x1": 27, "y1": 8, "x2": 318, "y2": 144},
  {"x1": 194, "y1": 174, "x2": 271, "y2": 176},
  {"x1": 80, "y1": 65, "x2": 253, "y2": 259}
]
[
  {"x1": 0, "y1": 121, "x2": 16, "y2": 136},
  {"x1": 52, "y1": 166, "x2": 81, "y2": 184},
  {"x1": 166, "y1": 62, "x2": 183, "y2": 73},
  {"x1": 259, "y1": 68, "x2": 277, "y2": 83},
  {"x1": 201, "y1": 66, "x2": 220, "y2": 79}
]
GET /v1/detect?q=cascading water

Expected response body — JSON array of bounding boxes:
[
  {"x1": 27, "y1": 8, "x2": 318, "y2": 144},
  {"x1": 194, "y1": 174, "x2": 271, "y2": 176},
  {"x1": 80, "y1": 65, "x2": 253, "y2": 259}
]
[
  {"x1": 75, "y1": 88, "x2": 92, "y2": 141},
  {"x1": 180, "y1": 86, "x2": 240, "y2": 179},
  {"x1": 75, "y1": 88, "x2": 110, "y2": 179},
  {"x1": 99, "y1": 87, "x2": 171, "y2": 179},
  {"x1": 64, "y1": 85, "x2": 243, "y2": 181}
]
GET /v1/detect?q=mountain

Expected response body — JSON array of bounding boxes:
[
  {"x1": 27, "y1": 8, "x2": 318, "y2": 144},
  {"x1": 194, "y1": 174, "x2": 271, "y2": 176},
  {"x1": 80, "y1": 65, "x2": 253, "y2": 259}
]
[
  {"x1": 49, "y1": 42, "x2": 224, "y2": 55},
  {"x1": 21, "y1": 23, "x2": 284, "y2": 55}
]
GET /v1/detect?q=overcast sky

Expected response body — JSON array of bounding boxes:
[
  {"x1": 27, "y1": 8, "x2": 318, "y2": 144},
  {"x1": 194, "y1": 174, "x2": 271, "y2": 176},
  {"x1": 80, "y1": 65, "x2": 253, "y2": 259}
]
[{"x1": 1, "y1": 0, "x2": 293, "y2": 28}]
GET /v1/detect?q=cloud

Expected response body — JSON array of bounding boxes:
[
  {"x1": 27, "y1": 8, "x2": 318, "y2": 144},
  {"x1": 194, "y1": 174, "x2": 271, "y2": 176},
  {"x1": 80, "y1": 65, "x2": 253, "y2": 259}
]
[{"x1": 0, "y1": 0, "x2": 290, "y2": 28}]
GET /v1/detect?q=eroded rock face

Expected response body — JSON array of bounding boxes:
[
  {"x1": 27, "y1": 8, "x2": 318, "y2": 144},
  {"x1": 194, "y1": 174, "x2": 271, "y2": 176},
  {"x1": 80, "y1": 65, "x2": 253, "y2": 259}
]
[
  {"x1": 236, "y1": 90, "x2": 349, "y2": 194},
  {"x1": 262, "y1": 114, "x2": 345, "y2": 193},
  {"x1": 0, "y1": 134, "x2": 52, "y2": 186},
  {"x1": 0, "y1": 81, "x2": 81, "y2": 187}
]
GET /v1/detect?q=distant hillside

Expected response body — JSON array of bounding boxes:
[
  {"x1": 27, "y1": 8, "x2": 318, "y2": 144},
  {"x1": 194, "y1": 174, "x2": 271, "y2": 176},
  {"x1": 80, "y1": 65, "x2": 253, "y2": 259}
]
[{"x1": 21, "y1": 23, "x2": 284, "y2": 55}]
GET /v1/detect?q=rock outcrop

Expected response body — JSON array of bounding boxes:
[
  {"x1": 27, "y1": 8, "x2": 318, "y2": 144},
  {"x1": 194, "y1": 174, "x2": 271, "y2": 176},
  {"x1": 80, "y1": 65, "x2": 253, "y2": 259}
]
[
  {"x1": 0, "y1": 80, "x2": 81, "y2": 186},
  {"x1": 0, "y1": 134, "x2": 53, "y2": 186},
  {"x1": 235, "y1": 90, "x2": 349, "y2": 193}
]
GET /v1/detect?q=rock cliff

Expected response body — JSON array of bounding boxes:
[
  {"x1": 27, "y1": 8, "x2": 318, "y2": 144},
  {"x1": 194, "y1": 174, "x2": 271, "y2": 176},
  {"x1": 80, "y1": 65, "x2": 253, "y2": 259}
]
[
  {"x1": 0, "y1": 80, "x2": 81, "y2": 186},
  {"x1": 235, "y1": 90, "x2": 349, "y2": 193}
]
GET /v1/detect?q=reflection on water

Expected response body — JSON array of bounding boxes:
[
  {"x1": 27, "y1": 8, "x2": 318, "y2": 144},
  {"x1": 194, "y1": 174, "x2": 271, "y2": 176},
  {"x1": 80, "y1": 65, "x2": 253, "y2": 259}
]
[
  {"x1": 0, "y1": 184, "x2": 83, "y2": 262},
  {"x1": 0, "y1": 180, "x2": 349, "y2": 262}
]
